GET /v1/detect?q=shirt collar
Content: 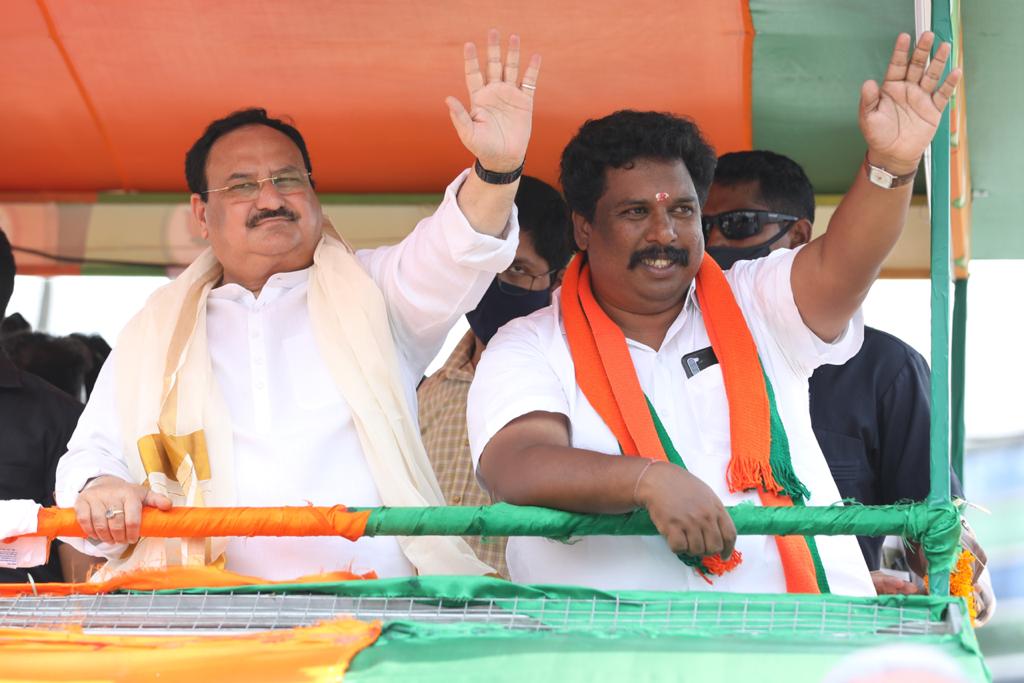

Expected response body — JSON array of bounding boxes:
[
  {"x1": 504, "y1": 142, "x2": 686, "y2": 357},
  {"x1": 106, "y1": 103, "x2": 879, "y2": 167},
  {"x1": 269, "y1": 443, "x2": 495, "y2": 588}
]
[
  {"x1": 0, "y1": 348, "x2": 22, "y2": 388},
  {"x1": 437, "y1": 330, "x2": 478, "y2": 383},
  {"x1": 625, "y1": 278, "x2": 700, "y2": 352},
  {"x1": 209, "y1": 266, "x2": 311, "y2": 303}
]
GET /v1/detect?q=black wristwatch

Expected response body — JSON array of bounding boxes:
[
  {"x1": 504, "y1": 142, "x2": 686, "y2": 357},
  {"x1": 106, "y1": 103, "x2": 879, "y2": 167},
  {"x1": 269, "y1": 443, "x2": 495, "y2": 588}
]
[{"x1": 474, "y1": 159, "x2": 525, "y2": 185}]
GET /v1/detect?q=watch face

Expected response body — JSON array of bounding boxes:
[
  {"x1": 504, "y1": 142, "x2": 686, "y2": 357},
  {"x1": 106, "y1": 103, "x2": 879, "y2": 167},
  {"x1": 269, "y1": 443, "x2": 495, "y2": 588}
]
[{"x1": 868, "y1": 166, "x2": 894, "y2": 187}]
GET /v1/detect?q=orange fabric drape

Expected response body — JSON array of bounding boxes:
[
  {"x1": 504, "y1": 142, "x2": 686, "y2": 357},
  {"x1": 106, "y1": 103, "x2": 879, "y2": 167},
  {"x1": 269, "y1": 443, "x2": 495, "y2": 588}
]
[
  {"x1": 33, "y1": 505, "x2": 371, "y2": 540},
  {"x1": 0, "y1": 617, "x2": 380, "y2": 682},
  {"x1": 0, "y1": 565, "x2": 376, "y2": 597},
  {"x1": 560, "y1": 254, "x2": 820, "y2": 593}
]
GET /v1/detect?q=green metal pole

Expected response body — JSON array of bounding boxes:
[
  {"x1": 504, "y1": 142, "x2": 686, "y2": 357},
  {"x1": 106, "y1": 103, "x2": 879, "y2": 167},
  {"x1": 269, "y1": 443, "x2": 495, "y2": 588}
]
[
  {"x1": 951, "y1": 278, "x2": 968, "y2": 485},
  {"x1": 928, "y1": 0, "x2": 955, "y2": 598}
]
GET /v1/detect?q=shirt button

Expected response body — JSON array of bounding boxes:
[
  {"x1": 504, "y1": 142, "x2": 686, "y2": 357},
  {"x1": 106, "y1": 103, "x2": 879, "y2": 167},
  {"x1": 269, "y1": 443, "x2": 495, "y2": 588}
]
[
  {"x1": 452, "y1": 495, "x2": 463, "y2": 504},
  {"x1": 255, "y1": 382, "x2": 265, "y2": 390}
]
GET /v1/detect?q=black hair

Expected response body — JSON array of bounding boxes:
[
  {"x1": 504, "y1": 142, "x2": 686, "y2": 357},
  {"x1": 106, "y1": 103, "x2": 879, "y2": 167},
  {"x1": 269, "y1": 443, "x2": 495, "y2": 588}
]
[
  {"x1": 4, "y1": 332, "x2": 92, "y2": 400},
  {"x1": 185, "y1": 108, "x2": 315, "y2": 200},
  {"x1": 713, "y1": 150, "x2": 816, "y2": 221},
  {"x1": 559, "y1": 110, "x2": 717, "y2": 223},
  {"x1": 69, "y1": 333, "x2": 112, "y2": 398},
  {"x1": 0, "y1": 229, "x2": 14, "y2": 319},
  {"x1": 515, "y1": 176, "x2": 574, "y2": 271}
]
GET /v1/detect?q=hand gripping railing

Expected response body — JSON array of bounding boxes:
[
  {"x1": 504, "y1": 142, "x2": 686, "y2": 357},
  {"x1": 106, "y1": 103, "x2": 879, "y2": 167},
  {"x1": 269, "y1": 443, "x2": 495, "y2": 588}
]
[{"x1": 30, "y1": 501, "x2": 963, "y2": 592}]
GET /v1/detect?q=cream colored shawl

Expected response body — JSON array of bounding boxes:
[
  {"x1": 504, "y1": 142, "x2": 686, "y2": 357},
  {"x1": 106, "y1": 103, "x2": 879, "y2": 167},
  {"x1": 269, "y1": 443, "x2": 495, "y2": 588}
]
[{"x1": 97, "y1": 225, "x2": 492, "y2": 579}]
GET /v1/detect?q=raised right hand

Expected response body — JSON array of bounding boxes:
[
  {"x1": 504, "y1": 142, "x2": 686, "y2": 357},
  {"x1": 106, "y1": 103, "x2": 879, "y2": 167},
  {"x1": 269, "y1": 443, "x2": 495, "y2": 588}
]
[
  {"x1": 634, "y1": 461, "x2": 736, "y2": 559},
  {"x1": 75, "y1": 475, "x2": 172, "y2": 545}
]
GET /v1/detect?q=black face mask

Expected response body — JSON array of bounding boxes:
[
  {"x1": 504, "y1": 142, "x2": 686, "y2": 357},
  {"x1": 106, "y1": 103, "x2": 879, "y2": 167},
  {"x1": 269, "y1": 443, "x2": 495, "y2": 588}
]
[
  {"x1": 705, "y1": 222, "x2": 795, "y2": 270},
  {"x1": 466, "y1": 278, "x2": 551, "y2": 344}
]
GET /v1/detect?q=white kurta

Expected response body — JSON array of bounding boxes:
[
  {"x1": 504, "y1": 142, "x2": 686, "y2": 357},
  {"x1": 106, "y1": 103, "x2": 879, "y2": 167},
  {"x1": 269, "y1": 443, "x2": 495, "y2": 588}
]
[
  {"x1": 468, "y1": 247, "x2": 875, "y2": 596},
  {"x1": 56, "y1": 170, "x2": 518, "y2": 580}
]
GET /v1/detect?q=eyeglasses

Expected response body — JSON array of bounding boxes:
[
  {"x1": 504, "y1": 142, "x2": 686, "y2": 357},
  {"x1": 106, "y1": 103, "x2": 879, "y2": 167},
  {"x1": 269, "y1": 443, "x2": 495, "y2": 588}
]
[
  {"x1": 202, "y1": 171, "x2": 312, "y2": 201},
  {"x1": 701, "y1": 210, "x2": 800, "y2": 240},
  {"x1": 497, "y1": 265, "x2": 563, "y2": 295}
]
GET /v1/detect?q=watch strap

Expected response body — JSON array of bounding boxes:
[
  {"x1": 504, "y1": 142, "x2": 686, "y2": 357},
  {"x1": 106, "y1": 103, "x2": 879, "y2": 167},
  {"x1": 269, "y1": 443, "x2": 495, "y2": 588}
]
[
  {"x1": 474, "y1": 159, "x2": 525, "y2": 185},
  {"x1": 864, "y1": 156, "x2": 917, "y2": 189}
]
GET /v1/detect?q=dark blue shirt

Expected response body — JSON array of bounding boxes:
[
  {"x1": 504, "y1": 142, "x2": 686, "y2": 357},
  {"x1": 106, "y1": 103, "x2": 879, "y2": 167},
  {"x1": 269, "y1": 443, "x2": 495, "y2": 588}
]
[
  {"x1": 0, "y1": 348, "x2": 82, "y2": 583},
  {"x1": 809, "y1": 326, "x2": 962, "y2": 570}
]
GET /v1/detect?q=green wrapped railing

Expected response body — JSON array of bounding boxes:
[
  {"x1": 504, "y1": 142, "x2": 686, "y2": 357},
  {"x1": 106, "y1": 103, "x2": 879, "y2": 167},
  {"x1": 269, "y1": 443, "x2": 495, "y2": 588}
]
[{"x1": 354, "y1": 501, "x2": 963, "y2": 589}]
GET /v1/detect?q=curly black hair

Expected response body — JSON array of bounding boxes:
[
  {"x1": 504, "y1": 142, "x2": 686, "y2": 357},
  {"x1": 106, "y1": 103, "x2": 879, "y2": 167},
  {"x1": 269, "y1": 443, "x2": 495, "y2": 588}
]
[
  {"x1": 713, "y1": 150, "x2": 816, "y2": 221},
  {"x1": 185, "y1": 108, "x2": 315, "y2": 200},
  {"x1": 515, "y1": 176, "x2": 574, "y2": 270},
  {"x1": 559, "y1": 110, "x2": 717, "y2": 222}
]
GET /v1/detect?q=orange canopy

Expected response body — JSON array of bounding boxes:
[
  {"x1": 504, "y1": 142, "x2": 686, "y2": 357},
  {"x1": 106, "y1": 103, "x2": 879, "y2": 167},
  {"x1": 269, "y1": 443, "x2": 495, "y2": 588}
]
[{"x1": 2, "y1": 1, "x2": 752, "y2": 196}]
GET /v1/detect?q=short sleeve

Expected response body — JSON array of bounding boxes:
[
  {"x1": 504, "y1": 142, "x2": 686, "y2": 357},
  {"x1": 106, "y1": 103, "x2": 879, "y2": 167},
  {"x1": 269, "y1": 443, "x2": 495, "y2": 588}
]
[
  {"x1": 466, "y1": 313, "x2": 570, "y2": 476},
  {"x1": 726, "y1": 246, "x2": 864, "y2": 376}
]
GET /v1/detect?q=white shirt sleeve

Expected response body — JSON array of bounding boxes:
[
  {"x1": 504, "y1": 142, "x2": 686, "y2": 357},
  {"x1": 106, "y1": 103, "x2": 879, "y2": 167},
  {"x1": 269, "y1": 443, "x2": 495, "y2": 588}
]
[
  {"x1": 54, "y1": 350, "x2": 132, "y2": 558},
  {"x1": 726, "y1": 246, "x2": 864, "y2": 376},
  {"x1": 356, "y1": 169, "x2": 520, "y2": 378},
  {"x1": 466, "y1": 311, "x2": 570, "y2": 488}
]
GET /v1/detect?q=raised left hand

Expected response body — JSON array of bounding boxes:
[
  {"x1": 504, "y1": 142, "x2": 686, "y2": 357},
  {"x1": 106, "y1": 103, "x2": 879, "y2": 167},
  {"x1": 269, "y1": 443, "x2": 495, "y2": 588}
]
[
  {"x1": 446, "y1": 30, "x2": 541, "y2": 173},
  {"x1": 859, "y1": 32, "x2": 962, "y2": 175}
]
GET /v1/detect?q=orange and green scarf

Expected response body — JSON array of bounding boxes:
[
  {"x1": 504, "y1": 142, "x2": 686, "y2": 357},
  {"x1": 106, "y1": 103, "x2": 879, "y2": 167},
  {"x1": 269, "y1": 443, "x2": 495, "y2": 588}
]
[{"x1": 561, "y1": 253, "x2": 829, "y2": 593}]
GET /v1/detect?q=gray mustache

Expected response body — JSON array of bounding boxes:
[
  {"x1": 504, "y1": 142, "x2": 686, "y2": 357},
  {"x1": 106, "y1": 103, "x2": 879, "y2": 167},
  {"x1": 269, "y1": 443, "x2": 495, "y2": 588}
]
[{"x1": 247, "y1": 207, "x2": 298, "y2": 228}]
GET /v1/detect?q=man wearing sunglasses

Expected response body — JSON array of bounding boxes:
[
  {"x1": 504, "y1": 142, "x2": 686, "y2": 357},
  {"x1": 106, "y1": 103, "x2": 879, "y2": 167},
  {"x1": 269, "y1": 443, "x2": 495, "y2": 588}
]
[
  {"x1": 418, "y1": 175, "x2": 574, "y2": 577},
  {"x1": 703, "y1": 150, "x2": 993, "y2": 621},
  {"x1": 54, "y1": 31, "x2": 540, "y2": 581}
]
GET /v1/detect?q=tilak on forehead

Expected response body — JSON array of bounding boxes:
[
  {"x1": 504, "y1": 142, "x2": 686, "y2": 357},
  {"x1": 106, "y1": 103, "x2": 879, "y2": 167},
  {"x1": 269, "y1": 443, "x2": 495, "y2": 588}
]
[{"x1": 655, "y1": 192, "x2": 670, "y2": 202}]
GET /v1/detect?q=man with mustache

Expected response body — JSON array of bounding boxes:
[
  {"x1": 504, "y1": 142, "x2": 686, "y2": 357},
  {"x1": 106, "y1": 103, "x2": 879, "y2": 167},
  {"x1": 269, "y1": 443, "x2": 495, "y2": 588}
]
[
  {"x1": 467, "y1": 33, "x2": 959, "y2": 593},
  {"x1": 54, "y1": 31, "x2": 539, "y2": 580}
]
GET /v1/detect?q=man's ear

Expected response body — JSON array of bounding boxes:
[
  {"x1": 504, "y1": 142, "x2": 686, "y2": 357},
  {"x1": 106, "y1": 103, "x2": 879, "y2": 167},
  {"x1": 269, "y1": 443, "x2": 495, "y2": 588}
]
[
  {"x1": 190, "y1": 194, "x2": 209, "y2": 240},
  {"x1": 789, "y1": 218, "x2": 813, "y2": 248},
  {"x1": 572, "y1": 212, "x2": 592, "y2": 251}
]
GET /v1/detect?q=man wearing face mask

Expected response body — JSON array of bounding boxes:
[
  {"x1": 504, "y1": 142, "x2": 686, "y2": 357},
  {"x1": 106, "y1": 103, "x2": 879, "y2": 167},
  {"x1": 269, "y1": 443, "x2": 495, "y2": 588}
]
[
  {"x1": 418, "y1": 175, "x2": 573, "y2": 577},
  {"x1": 703, "y1": 150, "x2": 993, "y2": 621}
]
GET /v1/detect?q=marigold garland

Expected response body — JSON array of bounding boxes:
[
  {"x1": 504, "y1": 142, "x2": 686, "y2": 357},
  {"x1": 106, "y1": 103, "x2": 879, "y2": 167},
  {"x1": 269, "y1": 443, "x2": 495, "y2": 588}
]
[{"x1": 925, "y1": 548, "x2": 977, "y2": 624}]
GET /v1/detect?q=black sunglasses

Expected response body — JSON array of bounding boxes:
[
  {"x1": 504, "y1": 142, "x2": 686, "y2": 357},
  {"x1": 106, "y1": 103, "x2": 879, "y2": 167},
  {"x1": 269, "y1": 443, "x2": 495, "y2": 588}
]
[{"x1": 701, "y1": 210, "x2": 801, "y2": 240}]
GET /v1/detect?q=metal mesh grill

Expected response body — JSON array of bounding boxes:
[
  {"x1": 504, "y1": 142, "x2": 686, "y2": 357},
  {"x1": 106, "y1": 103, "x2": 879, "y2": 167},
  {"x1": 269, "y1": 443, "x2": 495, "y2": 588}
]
[{"x1": 0, "y1": 592, "x2": 956, "y2": 638}]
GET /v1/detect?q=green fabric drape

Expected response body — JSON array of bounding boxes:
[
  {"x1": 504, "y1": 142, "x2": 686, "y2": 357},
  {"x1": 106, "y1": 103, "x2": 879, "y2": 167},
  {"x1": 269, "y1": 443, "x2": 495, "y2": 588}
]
[{"x1": 151, "y1": 577, "x2": 986, "y2": 682}]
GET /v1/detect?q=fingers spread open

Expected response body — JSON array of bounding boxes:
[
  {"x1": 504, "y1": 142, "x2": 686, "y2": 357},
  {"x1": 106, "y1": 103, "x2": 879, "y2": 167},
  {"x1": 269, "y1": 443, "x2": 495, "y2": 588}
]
[
  {"x1": 463, "y1": 42, "x2": 484, "y2": 96},
  {"x1": 905, "y1": 31, "x2": 935, "y2": 84},
  {"x1": 504, "y1": 34, "x2": 520, "y2": 84},
  {"x1": 520, "y1": 54, "x2": 542, "y2": 95},
  {"x1": 445, "y1": 96, "x2": 473, "y2": 140},
  {"x1": 486, "y1": 29, "x2": 502, "y2": 84},
  {"x1": 932, "y1": 68, "x2": 961, "y2": 112},
  {"x1": 883, "y1": 33, "x2": 912, "y2": 83},
  {"x1": 859, "y1": 79, "x2": 881, "y2": 116},
  {"x1": 920, "y1": 40, "x2": 950, "y2": 92}
]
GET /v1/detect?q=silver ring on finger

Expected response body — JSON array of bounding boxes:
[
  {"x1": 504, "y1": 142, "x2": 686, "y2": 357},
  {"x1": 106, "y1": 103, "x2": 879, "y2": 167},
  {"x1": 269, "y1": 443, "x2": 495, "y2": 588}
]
[
  {"x1": 521, "y1": 83, "x2": 536, "y2": 92},
  {"x1": 105, "y1": 508, "x2": 125, "y2": 520}
]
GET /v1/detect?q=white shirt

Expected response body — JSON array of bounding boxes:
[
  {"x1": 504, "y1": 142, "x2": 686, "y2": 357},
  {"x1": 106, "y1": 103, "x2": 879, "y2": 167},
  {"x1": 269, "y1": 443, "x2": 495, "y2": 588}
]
[
  {"x1": 56, "y1": 170, "x2": 518, "y2": 580},
  {"x1": 468, "y1": 248, "x2": 875, "y2": 596}
]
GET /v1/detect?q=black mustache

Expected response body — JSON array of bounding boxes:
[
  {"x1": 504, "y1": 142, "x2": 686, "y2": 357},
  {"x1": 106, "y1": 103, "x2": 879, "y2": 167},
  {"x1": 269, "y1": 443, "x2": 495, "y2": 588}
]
[
  {"x1": 628, "y1": 246, "x2": 689, "y2": 270},
  {"x1": 247, "y1": 207, "x2": 298, "y2": 228}
]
